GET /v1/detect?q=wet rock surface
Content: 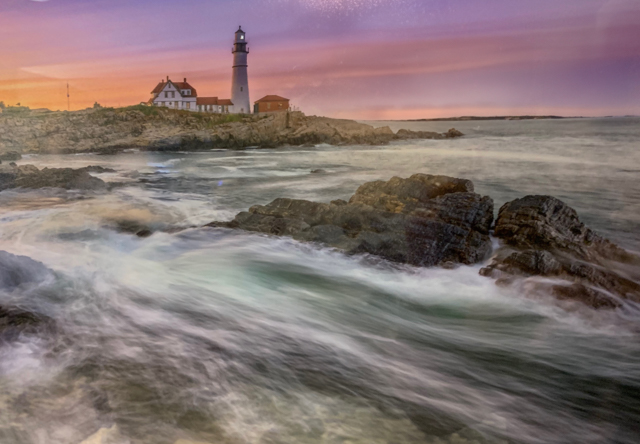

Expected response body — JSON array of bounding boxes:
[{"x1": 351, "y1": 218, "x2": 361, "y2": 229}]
[
  {"x1": 0, "y1": 305, "x2": 52, "y2": 342},
  {"x1": 208, "y1": 174, "x2": 494, "y2": 267},
  {"x1": 0, "y1": 250, "x2": 55, "y2": 341},
  {"x1": 0, "y1": 163, "x2": 107, "y2": 191},
  {"x1": 481, "y1": 195, "x2": 640, "y2": 308}
]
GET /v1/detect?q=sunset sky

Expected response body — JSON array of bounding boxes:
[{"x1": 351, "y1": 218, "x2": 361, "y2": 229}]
[{"x1": 1, "y1": 0, "x2": 639, "y2": 119}]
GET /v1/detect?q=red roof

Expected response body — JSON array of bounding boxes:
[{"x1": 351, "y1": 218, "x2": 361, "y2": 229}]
[
  {"x1": 255, "y1": 95, "x2": 289, "y2": 103},
  {"x1": 150, "y1": 79, "x2": 197, "y2": 97},
  {"x1": 172, "y1": 81, "x2": 197, "y2": 97},
  {"x1": 197, "y1": 97, "x2": 219, "y2": 105},
  {"x1": 218, "y1": 99, "x2": 234, "y2": 106},
  {"x1": 151, "y1": 81, "x2": 166, "y2": 94}
]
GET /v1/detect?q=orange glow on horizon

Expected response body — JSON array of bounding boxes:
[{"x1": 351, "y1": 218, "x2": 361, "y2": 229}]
[{"x1": 1, "y1": 3, "x2": 639, "y2": 119}]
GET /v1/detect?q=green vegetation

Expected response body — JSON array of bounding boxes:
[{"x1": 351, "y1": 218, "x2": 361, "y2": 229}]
[
  {"x1": 3, "y1": 105, "x2": 31, "y2": 115},
  {"x1": 0, "y1": 101, "x2": 5, "y2": 109}
]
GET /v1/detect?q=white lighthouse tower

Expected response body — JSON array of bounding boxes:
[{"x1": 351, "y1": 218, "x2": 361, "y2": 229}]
[{"x1": 231, "y1": 26, "x2": 250, "y2": 114}]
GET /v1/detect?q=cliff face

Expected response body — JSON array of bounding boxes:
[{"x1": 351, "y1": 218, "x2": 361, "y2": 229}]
[{"x1": 0, "y1": 107, "x2": 461, "y2": 155}]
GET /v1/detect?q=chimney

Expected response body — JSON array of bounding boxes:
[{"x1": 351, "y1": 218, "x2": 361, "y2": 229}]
[
  {"x1": 166, "y1": 76, "x2": 169, "y2": 81},
  {"x1": 184, "y1": 78, "x2": 187, "y2": 83}
]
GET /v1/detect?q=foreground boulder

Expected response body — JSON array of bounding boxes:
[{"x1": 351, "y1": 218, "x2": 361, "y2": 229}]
[
  {"x1": 0, "y1": 250, "x2": 54, "y2": 341},
  {"x1": 481, "y1": 196, "x2": 640, "y2": 308},
  {"x1": 208, "y1": 174, "x2": 493, "y2": 267},
  {"x1": 0, "y1": 164, "x2": 107, "y2": 191}
]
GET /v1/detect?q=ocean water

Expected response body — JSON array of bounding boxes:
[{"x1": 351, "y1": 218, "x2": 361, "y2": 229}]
[{"x1": 0, "y1": 117, "x2": 639, "y2": 444}]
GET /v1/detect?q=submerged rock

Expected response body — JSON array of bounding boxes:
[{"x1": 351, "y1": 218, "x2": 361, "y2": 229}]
[
  {"x1": 0, "y1": 251, "x2": 55, "y2": 341},
  {"x1": 112, "y1": 219, "x2": 154, "y2": 237},
  {"x1": 0, "y1": 151, "x2": 22, "y2": 161},
  {"x1": 0, "y1": 250, "x2": 53, "y2": 291},
  {"x1": 0, "y1": 164, "x2": 107, "y2": 191},
  {"x1": 77, "y1": 165, "x2": 117, "y2": 174},
  {"x1": 0, "y1": 306, "x2": 52, "y2": 342},
  {"x1": 481, "y1": 195, "x2": 640, "y2": 308},
  {"x1": 208, "y1": 174, "x2": 493, "y2": 267},
  {"x1": 394, "y1": 128, "x2": 464, "y2": 140}
]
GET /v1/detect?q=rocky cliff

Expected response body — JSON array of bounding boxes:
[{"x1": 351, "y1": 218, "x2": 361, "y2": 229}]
[{"x1": 0, "y1": 106, "x2": 462, "y2": 155}]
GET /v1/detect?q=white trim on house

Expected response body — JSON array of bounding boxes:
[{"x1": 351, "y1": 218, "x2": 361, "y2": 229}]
[{"x1": 151, "y1": 81, "x2": 197, "y2": 111}]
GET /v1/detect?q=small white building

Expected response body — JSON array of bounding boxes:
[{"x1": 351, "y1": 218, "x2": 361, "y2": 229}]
[{"x1": 148, "y1": 77, "x2": 233, "y2": 113}]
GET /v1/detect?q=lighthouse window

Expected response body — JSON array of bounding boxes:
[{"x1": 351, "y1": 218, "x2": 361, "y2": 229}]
[
  {"x1": 240, "y1": 87, "x2": 243, "y2": 92},
  {"x1": 240, "y1": 35, "x2": 244, "y2": 40}
]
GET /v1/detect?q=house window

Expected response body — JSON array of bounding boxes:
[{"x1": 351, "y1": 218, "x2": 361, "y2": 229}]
[
  {"x1": 186, "y1": 102, "x2": 190, "y2": 109},
  {"x1": 240, "y1": 87, "x2": 243, "y2": 92},
  {"x1": 171, "y1": 92, "x2": 175, "y2": 98},
  {"x1": 164, "y1": 92, "x2": 168, "y2": 98},
  {"x1": 267, "y1": 103, "x2": 271, "y2": 109}
]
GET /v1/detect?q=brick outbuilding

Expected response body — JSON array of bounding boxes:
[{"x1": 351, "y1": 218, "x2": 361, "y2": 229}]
[{"x1": 254, "y1": 95, "x2": 290, "y2": 113}]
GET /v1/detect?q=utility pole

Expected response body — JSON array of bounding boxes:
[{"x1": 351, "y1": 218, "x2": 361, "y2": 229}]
[{"x1": 67, "y1": 82, "x2": 70, "y2": 111}]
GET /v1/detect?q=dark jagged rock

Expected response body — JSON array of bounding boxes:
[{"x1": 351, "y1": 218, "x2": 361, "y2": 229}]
[
  {"x1": 494, "y1": 195, "x2": 634, "y2": 264},
  {"x1": 208, "y1": 174, "x2": 493, "y2": 267},
  {"x1": 481, "y1": 195, "x2": 640, "y2": 308},
  {"x1": 446, "y1": 128, "x2": 464, "y2": 138},
  {"x1": 0, "y1": 164, "x2": 107, "y2": 191}
]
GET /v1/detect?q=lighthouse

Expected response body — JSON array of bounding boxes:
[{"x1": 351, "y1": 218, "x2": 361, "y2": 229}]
[{"x1": 231, "y1": 26, "x2": 250, "y2": 114}]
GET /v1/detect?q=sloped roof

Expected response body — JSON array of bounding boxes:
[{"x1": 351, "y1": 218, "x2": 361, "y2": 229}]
[
  {"x1": 150, "y1": 80, "x2": 198, "y2": 97},
  {"x1": 197, "y1": 97, "x2": 219, "y2": 105},
  {"x1": 255, "y1": 95, "x2": 289, "y2": 103},
  {"x1": 172, "y1": 81, "x2": 197, "y2": 97},
  {"x1": 151, "y1": 81, "x2": 166, "y2": 94},
  {"x1": 218, "y1": 99, "x2": 234, "y2": 106}
]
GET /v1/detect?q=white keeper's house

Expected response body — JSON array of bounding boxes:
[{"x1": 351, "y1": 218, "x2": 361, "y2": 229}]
[
  {"x1": 148, "y1": 77, "x2": 233, "y2": 113},
  {"x1": 145, "y1": 26, "x2": 254, "y2": 114}
]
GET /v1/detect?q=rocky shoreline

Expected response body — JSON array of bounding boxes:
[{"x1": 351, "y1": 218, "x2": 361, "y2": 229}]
[
  {"x1": 208, "y1": 174, "x2": 640, "y2": 309},
  {"x1": 0, "y1": 106, "x2": 463, "y2": 155},
  {"x1": 0, "y1": 166, "x2": 638, "y2": 342}
]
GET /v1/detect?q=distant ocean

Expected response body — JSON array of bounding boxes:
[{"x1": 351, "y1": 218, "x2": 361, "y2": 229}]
[{"x1": 1, "y1": 117, "x2": 639, "y2": 443}]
